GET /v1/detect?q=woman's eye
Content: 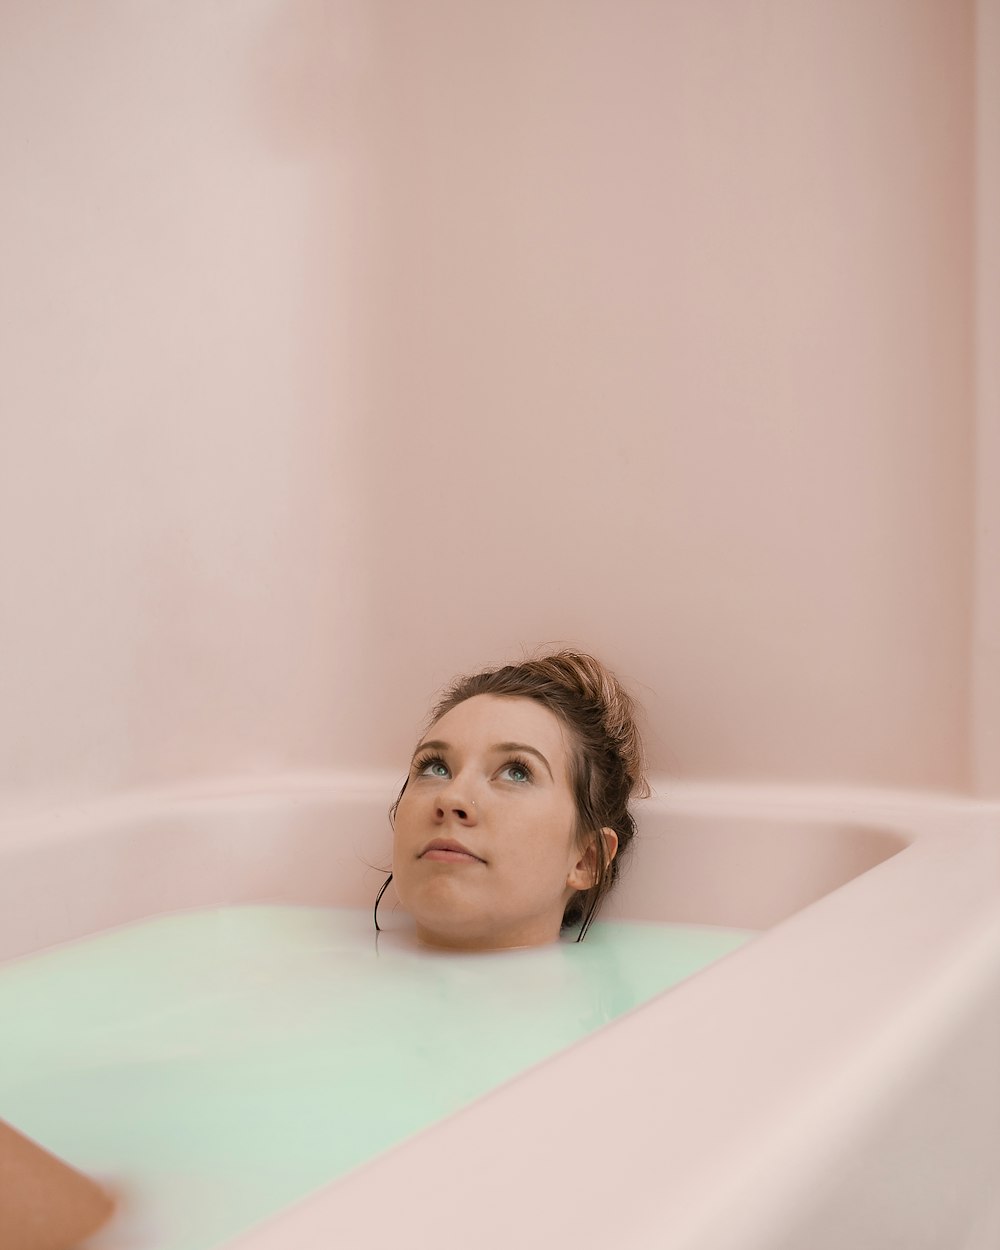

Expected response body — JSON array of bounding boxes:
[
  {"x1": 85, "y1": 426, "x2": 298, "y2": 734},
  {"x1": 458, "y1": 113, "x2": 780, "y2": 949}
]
[
  {"x1": 418, "y1": 758, "x2": 450, "y2": 778},
  {"x1": 500, "y1": 762, "x2": 532, "y2": 784}
]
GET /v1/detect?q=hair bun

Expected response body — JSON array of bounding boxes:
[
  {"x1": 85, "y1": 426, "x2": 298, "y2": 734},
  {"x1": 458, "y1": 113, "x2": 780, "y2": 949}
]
[{"x1": 526, "y1": 650, "x2": 650, "y2": 799}]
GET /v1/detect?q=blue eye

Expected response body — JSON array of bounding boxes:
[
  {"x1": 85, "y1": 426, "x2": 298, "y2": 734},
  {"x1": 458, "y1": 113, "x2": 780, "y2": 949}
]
[
  {"x1": 500, "y1": 759, "x2": 532, "y2": 784},
  {"x1": 415, "y1": 755, "x2": 449, "y2": 778}
]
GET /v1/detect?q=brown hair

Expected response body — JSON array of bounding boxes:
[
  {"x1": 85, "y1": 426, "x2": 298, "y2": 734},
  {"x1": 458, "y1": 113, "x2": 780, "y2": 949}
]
[{"x1": 394, "y1": 649, "x2": 649, "y2": 938}]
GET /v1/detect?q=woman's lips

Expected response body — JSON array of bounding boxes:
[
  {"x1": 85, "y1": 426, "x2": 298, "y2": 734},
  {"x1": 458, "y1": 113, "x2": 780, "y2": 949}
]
[
  {"x1": 421, "y1": 848, "x2": 483, "y2": 863},
  {"x1": 420, "y1": 840, "x2": 485, "y2": 864}
]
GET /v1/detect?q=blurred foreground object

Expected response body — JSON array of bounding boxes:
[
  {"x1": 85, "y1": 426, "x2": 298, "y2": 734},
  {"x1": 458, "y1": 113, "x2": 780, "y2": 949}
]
[{"x1": 0, "y1": 1119, "x2": 114, "y2": 1250}]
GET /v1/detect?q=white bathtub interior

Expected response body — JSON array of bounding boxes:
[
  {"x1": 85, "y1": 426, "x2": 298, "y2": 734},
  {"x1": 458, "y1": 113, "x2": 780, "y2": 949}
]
[{"x1": 2, "y1": 780, "x2": 998, "y2": 1249}]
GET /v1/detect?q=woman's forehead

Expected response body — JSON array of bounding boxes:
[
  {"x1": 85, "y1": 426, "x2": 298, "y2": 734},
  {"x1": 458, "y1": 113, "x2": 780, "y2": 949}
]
[{"x1": 429, "y1": 695, "x2": 572, "y2": 762}]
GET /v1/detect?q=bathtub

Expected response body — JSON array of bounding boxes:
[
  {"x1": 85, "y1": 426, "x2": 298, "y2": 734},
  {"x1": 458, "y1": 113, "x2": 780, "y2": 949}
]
[{"x1": 2, "y1": 777, "x2": 999, "y2": 1250}]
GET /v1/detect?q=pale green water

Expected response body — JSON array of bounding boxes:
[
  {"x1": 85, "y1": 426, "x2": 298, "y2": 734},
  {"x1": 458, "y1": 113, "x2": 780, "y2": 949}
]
[{"x1": 0, "y1": 906, "x2": 752, "y2": 1250}]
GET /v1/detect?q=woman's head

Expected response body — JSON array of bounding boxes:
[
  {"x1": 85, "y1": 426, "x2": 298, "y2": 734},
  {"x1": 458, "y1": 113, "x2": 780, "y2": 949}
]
[{"x1": 389, "y1": 650, "x2": 649, "y2": 950}]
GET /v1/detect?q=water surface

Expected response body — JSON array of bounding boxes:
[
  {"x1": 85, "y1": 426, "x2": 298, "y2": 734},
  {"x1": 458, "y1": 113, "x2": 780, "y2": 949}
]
[{"x1": 0, "y1": 905, "x2": 753, "y2": 1249}]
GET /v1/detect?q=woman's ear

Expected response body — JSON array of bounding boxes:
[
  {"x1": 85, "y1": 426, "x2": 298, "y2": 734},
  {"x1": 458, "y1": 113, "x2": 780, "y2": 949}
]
[{"x1": 567, "y1": 827, "x2": 619, "y2": 890}]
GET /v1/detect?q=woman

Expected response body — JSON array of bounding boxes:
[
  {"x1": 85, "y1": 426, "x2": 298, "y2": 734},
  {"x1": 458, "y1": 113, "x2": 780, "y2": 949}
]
[{"x1": 379, "y1": 650, "x2": 649, "y2": 950}]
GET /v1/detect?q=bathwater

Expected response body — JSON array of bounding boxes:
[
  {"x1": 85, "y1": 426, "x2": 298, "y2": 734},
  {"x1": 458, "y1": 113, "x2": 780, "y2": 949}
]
[{"x1": 0, "y1": 906, "x2": 753, "y2": 1250}]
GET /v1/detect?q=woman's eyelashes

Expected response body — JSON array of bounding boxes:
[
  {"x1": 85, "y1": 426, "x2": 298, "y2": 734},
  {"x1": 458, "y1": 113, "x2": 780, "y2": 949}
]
[
  {"x1": 411, "y1": 754, "x2": 534, "y2": 784},
  {"x1": 498, "y1": 756, "x2": 533, "y2": 784},
  {"x1": 413, "y1": 754, "x2": 449, "y2": 778}
]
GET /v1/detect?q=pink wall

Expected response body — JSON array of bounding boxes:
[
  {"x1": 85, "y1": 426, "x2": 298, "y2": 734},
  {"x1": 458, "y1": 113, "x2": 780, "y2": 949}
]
[
  {"x1": 975, "y1": 0, "x2": 1000, "y2": 795},
  {"x1": 0, "y1": 1, "x2": 990, "y2": 820}
]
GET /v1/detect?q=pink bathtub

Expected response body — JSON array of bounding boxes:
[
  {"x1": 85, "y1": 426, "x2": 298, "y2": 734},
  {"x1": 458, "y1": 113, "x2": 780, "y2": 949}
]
[{"x1": 2, "y1": 778, "x2": 999, "y2": 1250}]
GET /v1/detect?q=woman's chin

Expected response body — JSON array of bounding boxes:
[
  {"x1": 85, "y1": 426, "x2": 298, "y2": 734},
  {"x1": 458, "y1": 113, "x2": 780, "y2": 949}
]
[{"x1": 395, "y1": 877, "x2": 564, "y2": 951}]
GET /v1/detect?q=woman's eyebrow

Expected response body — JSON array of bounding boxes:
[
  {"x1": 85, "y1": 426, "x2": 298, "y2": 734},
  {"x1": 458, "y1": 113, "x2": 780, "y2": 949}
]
[
  {"x1": 411, "y1": 739, "x2": 555, "y2": 781},
  {"x1": 412, "y1": 739, "x2": 448, "y2": 760},
  {"x1": 494, "y1": 742, "x2": 554, "y2": 781}
]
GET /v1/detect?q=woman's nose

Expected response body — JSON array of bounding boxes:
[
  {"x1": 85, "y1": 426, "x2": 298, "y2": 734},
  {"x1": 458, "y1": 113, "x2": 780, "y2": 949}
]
[{"x1": 435, "y1": 778, "x2": 479, "y2": 824}]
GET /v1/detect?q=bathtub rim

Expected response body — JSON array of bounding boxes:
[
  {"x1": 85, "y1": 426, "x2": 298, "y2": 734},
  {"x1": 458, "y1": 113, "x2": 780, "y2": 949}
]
[
  {"x1": 0, "y1": 772, "x2": 969, "y2": 962},
  {"x1": 1, "y1": 769, "x2": 997, "y2": 851}
]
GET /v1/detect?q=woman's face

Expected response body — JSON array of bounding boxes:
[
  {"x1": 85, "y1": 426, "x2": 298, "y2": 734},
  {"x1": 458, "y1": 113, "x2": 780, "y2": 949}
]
[{"x1": 392, "y1": 694, "x2": 597, "y2": 950}]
